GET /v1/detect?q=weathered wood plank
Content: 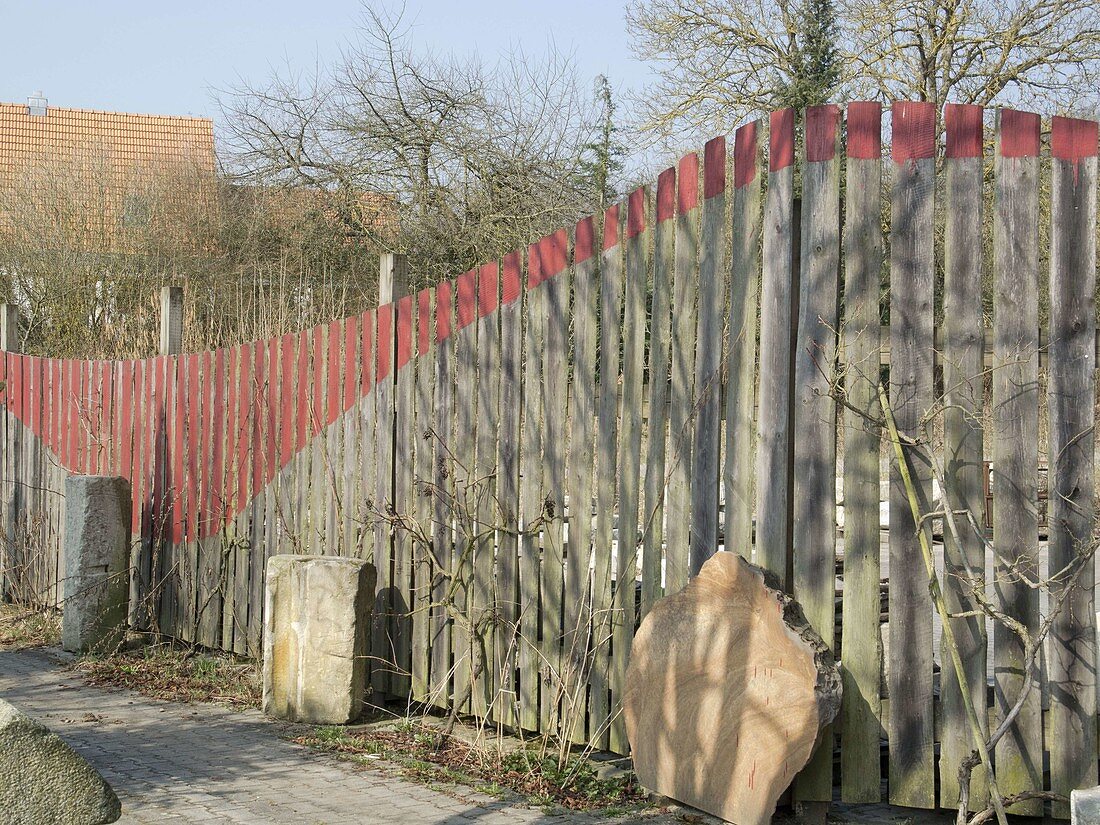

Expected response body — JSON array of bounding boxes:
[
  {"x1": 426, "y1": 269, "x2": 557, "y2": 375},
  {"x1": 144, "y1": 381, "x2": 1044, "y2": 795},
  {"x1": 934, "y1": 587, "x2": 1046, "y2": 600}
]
[
  {"x1": 723, "y1": 120, "x2": 762, "y2": 559},
  {"x1": 591, "y1": 205, "x2": 623, "y2": 748},
  {"x1": 755, "y1": 108, "x2": 797, "y2": 586},
  {"x1": 246, "y1": 344, "x2": 267, "y2": 657},
  {"x1": 429, "y1": 289, "x2": 455, "y2": 709},
  {"x1": 666, "y1": 155, "x2": 699, "y2": 593},
  {"x1": 888, "y1": 100, "x2": 936, "y2": 809},
  {"x1": 940, "y1": 102, "x2": 989, "y2": 811},
  {"x1": 689, "y1": 138, "x2": 727, "y2": 575},
  {"x1": 373, "y1": 303, "x2": 396, "y2": 697},
  {"x1": 838, "y1": 100, "x2": 884, "y2": 804},
  {"x1": 411, "y1": 289, "x2": 434, "y2": 704},
  {"x1": 392, "y1": 295, "x2": 415, "y2": 698},
  {"x1": 1046, "y1": 114, "x2": 1097, "y2": 817}
]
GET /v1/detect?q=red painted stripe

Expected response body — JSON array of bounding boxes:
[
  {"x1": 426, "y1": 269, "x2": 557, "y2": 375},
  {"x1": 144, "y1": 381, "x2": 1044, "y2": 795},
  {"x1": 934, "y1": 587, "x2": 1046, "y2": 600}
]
[
  {"x1": 225, "y1": 350, "x2": 240, "y2": 518},
  {"x1": 186, "y1": 354, "x2": 202, "y2": 542},
  {"x1": 456, "y1": 269, "x2": 478, "y2": 327},
  {"x1": 344, "y1": 315, "x2": 360, "y2": 409},
  {"x1": 327, "y1": 319, "x2": 343, "y2": 424},
  {"x1": 73, "y1": 360, "x2": 84, "y2": 473},
  {"x1": 892, "y1": 101, "x2": 936, "y2": 162},
  {"x1": 65, "y1": 360, "x2": 77, "y2": 471},
  {"x1": 295, "y1": 330, "x2": 310, "y2": 451},
  {"x1": 575, "y1": 216, "x2": 595, "y2": 262},
  {"x1": 99, "y1": 362, "x2": 114, "y2": 473},
  {"x1": 197, "y1": 351, "x2": 213, "y2": 533},
  {"x1": 126, "y1": 362, "x2": 140, "y2": 531},
  {"x1": 376, "y1": 303, "x2": 393, "y2": 381},
  {"x1": 677, "y1": 153, "x2": 699, "y2": 212},
  {"x1": 847, "y1": 101, "x2": 882, "y2": 159},
  {"x1": 311, "y1": 325, "x2": 325, "y2": 435},
  {"x1": 704, "y1": 135, "x2": 727, "y2": 197},
  {"x1": 478, "y1": 262, "x2": 499, "y2": 318},
  {"x1": 121, "y1": 361, "x2": 134, "y2": 479},
  {"x1": 526, "y1": 243, "x2": 542, "y2": 289},
  {"x1": 27, "y1": 357, "x2": 38, "y2": 443},
  {"x1": 171, "y1": 358, "x2": 186, "y2": 544},
  {"x1": 656, "y1": 167, "x2": 676, "y2": 221},
  {"x1": 250, "y1": 345, "x2": 267, "y2": 510},
  {"x1": 236, "y1": 344, "x2": 253, "y2": 514},
  {"x1": 945, "y1": 104, "x2": 983, "y2": 158},
  {"x1": 734, "y1": 121, "x2": 758, "y2": 188},
  {"x1": 627, "y1": 186, "x2": 647, "y2": 237},
  {"x1": 999, "y1": 108, "x2": 1040, "y2": 158},
  {"x1": 263, "y1": 338, "x2": 280, "y2": 496},
  {"x1": 1052, "y1": 115, "x2": 1098, "y2": 161},
  {"x1": 806, "y1": 104, "x2": 840, "y2": 162},
  {"x1": 435, "y1": 283, "x2": 452, "y2": 342},
  {"x1": 153, "y1": 356, "x2": 168, "y2": 543},
  {"x1": 501, "y1": 252, "x2": 522, "y2": 304},
  {"x1": 417, "y1": 289, "x2": 432, "y2": 355},
  {"x1": 603, "y1": 203, "x2": 620, "y2": 250},
  {"x1": 396, "y1": 294, "x2": 414, "y2": 371},
  {"x1": 277, "y1": 337, "x2": 295, "y2": 463},
  {"x1": 770, "y1": 109, "x2": 795, "y2": 172},
  {"x1": 211, "y1": 349, "x2": 227, "y2": 527},
  {"x1": 0, "y1": 355, "x2": 6, "y2": 413},
  {"x1": 542, "y1": 229, "x2": 568, "y2": 279},
  {"x1": 361, "y1": 310, "x2": 374, "y2": 392}
]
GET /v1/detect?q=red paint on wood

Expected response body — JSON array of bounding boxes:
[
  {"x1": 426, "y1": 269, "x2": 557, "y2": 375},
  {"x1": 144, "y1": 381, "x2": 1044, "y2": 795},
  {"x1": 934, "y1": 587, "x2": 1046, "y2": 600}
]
[
  {"x1": 296, "y1": 331, "x2": 311, "y2": 452},
  {"x1": 892, "y1": 101, "x2": 936, "y2": 162},
  {"x1": 251, "y1": 345, "x2": 267, "y2": 503},
  {"x1": 417, "y1": 289, "x2": 432, "y2": 356},
  {"x1": 999, "y1": 109, "x2": 1040, "y2": 158},
  {"x1": 344, "y1": 315, "x2": 360, "y2": 409},
  {"x1": 186, "y1": 354, "x2": 202, "y2": 542},
  {"x1": 945, "y1": 104, "x2": 983, "y2": 158},
  {"x1": 361, "y1": 310, "x2": 375, "y2": 392},
  {"x1": 575, "y1": 217, "x2": 595, "y2": 262},
  {"x1": 435, "y1": 283, "x2": 452, "y2": 342},
  {"x1": 236, "y1": 344, "x2": 254, "y2": 513},
  {"x1": 847, "y1": 101, "x2": 882, "y2": 159},
  {"x1": 456, "y1": 270, "x2": 478, "y2": 328},
  {"x1": 656, "y1": 167, "x2": 676, "y2": 221},
  {"x1": 121, "y1": 361, "x2": 134, "y2": 479},
  {"x1": 396, "y1": 295, "x2": 414, "y2": 372},
  {"x1": 212, "y1": 349, "x2": 227, "y2": 527},
  {"x1": 376, "y1": 303, "x2": 393, "y2": 381},
  {"x1": 527, "y1": 243, "x2": 542, "y2": 289},
  {"x1": 311, "y1": 325, "x2": 326, "y2": 435},
  {"x1": 603, "y1": 203, "x2": 620, "y2": 250},
  {"x1": 153, "y1": 356, "x2": 168, "y2": 543},
  {"x1": 99, "y1": 362, "x2": 114, "y2": 473},
  {"x1": 678, "y1": 153, "x2": 699, "y2": 213},
  {"x1": 264, "y1": 339, "x2": 280, "y2": 494},
  {"x1": 734, "y1": 121, "x2": 758, "y2": 188},
  {"x1": 1052, "y1": 115, "x2": 1098, "y2": 162},
  {"x1": 770, "y1": 109, "x2": 796, "y2": 172},
  {"x1": 704, "y1": 136, "x2": 726, "y2": 197},
  {"x1": 501, "y1": 252, "x2": 521, "y2": 304},
  {"x1": 225, "y1": 351, "x2": 240, "y2": 518},
  {"x1": 628, "y1": 187, "x2": 647, "y2": 237},
  {"x1": 328, "y1": 319, "x2": 343, "y2": 424},
  {"x1": 478, "y1": 262, "x2": 499, "y2": 317},
  {"x1": 806, "y1": 105, "x2": 840, "y2": 162},
  {"x1": 171, "y1": 358, "x2": 186, "y2": 545},
  {"x1": 278, "y1": 337, "x2": 295, "y2": 463},
  {"x1": 542, "y1": 229, "x2": 568, "y2": 279}
]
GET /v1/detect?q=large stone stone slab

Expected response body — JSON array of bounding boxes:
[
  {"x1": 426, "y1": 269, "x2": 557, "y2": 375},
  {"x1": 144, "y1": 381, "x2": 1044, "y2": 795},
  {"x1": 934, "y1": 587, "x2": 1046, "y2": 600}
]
[
  {"x1": 624, "y1": 551, "x2": 841, "y2": 825},
  {"x1": 263, "y1": 554, "x2": 375, "y2": 724},
  {"x1": 62, "y1": 475, "x2": 131, "y2": 654},
  {"x1": 0, "y1": 697, "x2": 121, "y2": 824},
  {"x1": 1074, "y1": 786, "x2": 1100, "y2": 824}
]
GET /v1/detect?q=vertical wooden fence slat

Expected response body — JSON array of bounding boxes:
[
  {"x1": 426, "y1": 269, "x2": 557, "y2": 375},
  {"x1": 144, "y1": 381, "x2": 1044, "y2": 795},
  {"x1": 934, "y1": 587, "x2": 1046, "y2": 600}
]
[
  {"x1": 839, "y1": 100, "x2": 885, "y2": 804},
  {"x1": 309, "y1": 325, "x2": 327, "y2": 557},
  {"x1": 342, "y1": 317, "x2": 361, "y2": 557},
  {"x1": 183, "y1": 353, "x2": 202, "y2": 643},
  {"x1": 160, "y1": 355, "x2": 181, "y2": 638},
  {"x1": 564, "y1": 217, "x2": 598, "y2": 745},
  {"x1": 325, "y1": 320, "x2": 343, "y2": 552},
  {"x1": 792, "y1": 103, "x2": 841, "y2": 804},
  {"x1": 888, "y1": 100, "x2": 937, "y2": 809},
  {"x1": 411, "y1": 288, "x2": 434, "y2": 704},
  {"x1": 611, "y1": 189, "x2": 650, "y2": 753},
  {"x1": 991, "y1": 108, "x2": 1043, "y2": 816},
  {"x1": 666, "y1": 153, "x2": 699, "y2": 593},
  {"x1": 451, "y1": 271, "x2": 478, "y2": 713},
  {"x1": 430, "y1": 289, "x2": 454, "y2": 709},
  {"x1": 393, "y1": 296, "x2": 415, "y2": 699},
  {"x1": 221, "y1": 347, "x2": 239, "y2": 649},
  {"x1": 591, "y1": 206, "x2": 623, "y2": 747},
  {"x1": 495, "y1": 254, "x2": 523, "y2": 728},
  {"x1": 642, "y1": 170, "x2": 675, "y2": 617},
  {"x1": 373, "y1": 303, "x2": 396, "y2": 697},
  {"x1": 197, "y1": 349, "x2": 219, "y2": 647},
  {"x1": 294, "y1": 330, "x2": 312, "y2": 553},
  {"x1": 689, "y1": 138, "x2": 727, "y2": 574},
  {"x1": 358, "y1": 311, "x2": 377, "y2": 691},
  {"x1": 232, "y1": 344, "x2": 253, "y2": 654},
  {"x1": 247, "y1": 344, "x2": 267, "y2": 656},
  {"x1": 473, "y1": 263, "x2": 500, "y2": 719},
  {"x1": 723, "y1": 121, "x2": 762, "y2": 558},
  {"x1": 755, "y1": 108, "x2": 797, "y2": 586},
  {"x1": 940, "y1": 102, "x2": 989, "y2": 810},
  {"x1": 1047, "y1": 114, "x2": 1098, "y2": 817}
]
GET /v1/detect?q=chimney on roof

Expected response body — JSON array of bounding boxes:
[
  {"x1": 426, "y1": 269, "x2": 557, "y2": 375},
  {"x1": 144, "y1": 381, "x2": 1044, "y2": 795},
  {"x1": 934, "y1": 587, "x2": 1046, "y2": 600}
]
[{"x1": 27, "y1": 91, "x2": 47, "y2": 117}]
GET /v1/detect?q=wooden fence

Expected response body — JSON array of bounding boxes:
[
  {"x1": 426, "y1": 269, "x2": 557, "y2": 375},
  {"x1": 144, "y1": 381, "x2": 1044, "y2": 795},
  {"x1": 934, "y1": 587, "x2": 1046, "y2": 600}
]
[{"x1": 1, "y1": 101, "x2": 1098, "y2": 815}]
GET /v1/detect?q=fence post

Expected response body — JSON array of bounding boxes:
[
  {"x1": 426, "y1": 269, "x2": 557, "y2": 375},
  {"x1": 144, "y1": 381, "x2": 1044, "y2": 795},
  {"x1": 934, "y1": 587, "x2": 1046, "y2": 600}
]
[
  {"x1": 378, "y1": 253, "x2": 409, "y2": 304},
  {"x1": 159, "y1": 286, "x2": 183, "y2": 356},
  {"x1": 0, "y1": 304, "x2": 17, "y2": 602}
]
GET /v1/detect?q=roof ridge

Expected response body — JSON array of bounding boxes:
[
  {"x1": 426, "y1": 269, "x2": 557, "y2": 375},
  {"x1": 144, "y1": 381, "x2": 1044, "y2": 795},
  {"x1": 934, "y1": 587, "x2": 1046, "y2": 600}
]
[{"x1": 0, "y1": 101, "x2": 212, "y2": 125}]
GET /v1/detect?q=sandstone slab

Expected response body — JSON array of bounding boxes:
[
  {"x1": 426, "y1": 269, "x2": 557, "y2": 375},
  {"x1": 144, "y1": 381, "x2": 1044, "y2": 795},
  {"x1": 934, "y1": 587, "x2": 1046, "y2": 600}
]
[
  {"x1": 1074, "y1": 785, "x2": 1100, "y2": 824},
  {"x1": 624, "y1": 551, "x2": 841, "y2": 825},
  {"x1": 61, "y1": 475, "x2": 131, "y2": 654},
  {"x1": 263, "y1": 554, "x2": 375, "y2": 724},
  {"x1": 0, "y1": 697, "x2": 121, "y2": 824}
]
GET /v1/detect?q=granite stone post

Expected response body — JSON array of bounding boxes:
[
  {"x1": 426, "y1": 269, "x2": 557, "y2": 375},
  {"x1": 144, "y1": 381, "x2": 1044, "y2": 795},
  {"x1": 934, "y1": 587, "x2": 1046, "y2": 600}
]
[
  {"x1": 61, "y1": 476, "x2": 131, "y2": 654},
  {"x1": 263, "y1": 555, "x2": 376, "y2": 724}
]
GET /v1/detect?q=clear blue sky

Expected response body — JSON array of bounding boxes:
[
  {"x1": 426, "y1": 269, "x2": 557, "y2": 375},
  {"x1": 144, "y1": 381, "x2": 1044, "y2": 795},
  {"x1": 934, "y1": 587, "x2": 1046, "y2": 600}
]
[{"x1": 1, "y1": 1, "x2": 647, "y2": 126}]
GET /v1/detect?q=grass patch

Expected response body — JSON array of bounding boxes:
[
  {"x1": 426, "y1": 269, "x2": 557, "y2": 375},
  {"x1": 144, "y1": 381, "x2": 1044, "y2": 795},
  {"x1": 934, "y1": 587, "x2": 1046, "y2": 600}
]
[
  {"x1": 74, "y1": 644, "x2": 260, "y2": 710},
  {"x1": 0, "y1": 604, "x2": 60, "y2": 650},
  {"x1": 290, "y1": 722, "x2": 650, "y2": 814}
]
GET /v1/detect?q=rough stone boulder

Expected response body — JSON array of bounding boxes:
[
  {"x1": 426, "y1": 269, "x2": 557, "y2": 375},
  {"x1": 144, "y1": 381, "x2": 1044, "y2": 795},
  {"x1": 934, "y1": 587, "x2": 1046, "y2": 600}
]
[
  {"x1": 624, "y1": 551, "x2": 841, "y2": 825},
  {"x1": 0, "y1": 697, "x2": 121, "y2": 824}
]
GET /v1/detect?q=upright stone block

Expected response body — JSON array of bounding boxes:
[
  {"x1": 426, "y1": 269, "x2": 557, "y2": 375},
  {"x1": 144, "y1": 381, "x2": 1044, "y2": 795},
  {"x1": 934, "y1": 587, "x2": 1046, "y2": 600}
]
[
  {"x1": 61, "y1": 476, "x2": 131, "y2": 654},
  {"x1": 1074, "y1": 786, "x2": 1100, "y2": 824},
  {"x1": 263, "y1": 555, "x2": 376, "y2": 724}
]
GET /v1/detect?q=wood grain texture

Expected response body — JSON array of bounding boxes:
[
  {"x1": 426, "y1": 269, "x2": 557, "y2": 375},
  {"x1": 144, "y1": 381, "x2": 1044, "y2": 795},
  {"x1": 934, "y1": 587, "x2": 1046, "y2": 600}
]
[{"x1": 430, "y1": 290, "x2": 455, "y2": 709}]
